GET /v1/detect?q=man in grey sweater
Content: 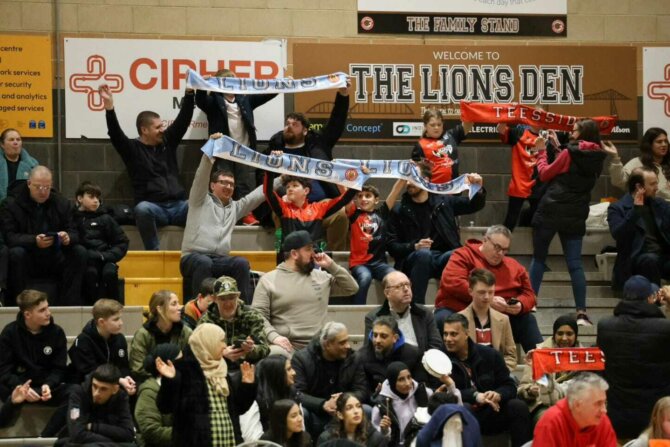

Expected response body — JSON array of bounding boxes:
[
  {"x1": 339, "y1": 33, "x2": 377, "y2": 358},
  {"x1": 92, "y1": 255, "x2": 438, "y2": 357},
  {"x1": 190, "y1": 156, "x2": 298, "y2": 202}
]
[
  {"x1": 252, "y1": 230, "x2": 359, "y2": 355},
  {"x1": 181, "y1": 133, "x2": 276, "y2": 303}
]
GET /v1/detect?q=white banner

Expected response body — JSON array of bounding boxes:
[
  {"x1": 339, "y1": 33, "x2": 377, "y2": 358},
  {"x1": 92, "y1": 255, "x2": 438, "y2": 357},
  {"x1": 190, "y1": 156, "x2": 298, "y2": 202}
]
[
  {"x1": 64, "y1": 38, "x2": 286, "y2": 140},
  {"x1": 358, "y1": 0, "x2": 566, "y2": 14},
  {"x1": 643, "y1": 47, "x2": 670, "y2": 132}
]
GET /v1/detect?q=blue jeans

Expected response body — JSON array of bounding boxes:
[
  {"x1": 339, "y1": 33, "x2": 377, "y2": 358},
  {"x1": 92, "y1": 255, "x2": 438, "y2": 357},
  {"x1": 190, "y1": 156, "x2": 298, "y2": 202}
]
[
  {"x1": 403, "y1": 249, "x2": 452, "y2": 305},
  {"x1": 134, "y1": 200, "x2": 188, "y2": 250},
  {"x1": 529, "y1": 226, "x2": 586, "y2": 310},
  {"x1": 180, "y1": 253, "x2": 251, "y2": 303},
  {"x1": 434, "y1": 307, "x2": 456, "y2": 334},
  {"x1": 351, "y1": 261, "x2": 395, "y2": 305}
]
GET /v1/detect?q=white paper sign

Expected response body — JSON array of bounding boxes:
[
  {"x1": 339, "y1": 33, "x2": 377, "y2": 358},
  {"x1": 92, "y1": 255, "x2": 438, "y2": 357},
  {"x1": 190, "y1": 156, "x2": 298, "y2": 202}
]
[
  {"x1": 64, "y1": 38, "x2": 286, "y2": 140},
  {"x1": 643, "y1": 47, "x2": 670, "y2": 132},
  {"x1": 358, "y1": 0, "x2": 566, "y2": 14}
]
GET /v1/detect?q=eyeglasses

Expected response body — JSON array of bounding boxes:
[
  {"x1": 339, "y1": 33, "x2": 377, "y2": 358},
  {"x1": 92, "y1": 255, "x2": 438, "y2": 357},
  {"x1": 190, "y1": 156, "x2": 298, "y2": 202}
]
[
  {"x1": 385, "y1": 281, "x2": 411, "y2": 291},
  {"x1": 214, "y1": 180, "x2": 235, "y2": 188},
  {"x1": 30, "y1": 184, "x2": 51, "y2": 192},
  {"x1": 486, "y1": 237, "x2": 510, "y2": 254}
]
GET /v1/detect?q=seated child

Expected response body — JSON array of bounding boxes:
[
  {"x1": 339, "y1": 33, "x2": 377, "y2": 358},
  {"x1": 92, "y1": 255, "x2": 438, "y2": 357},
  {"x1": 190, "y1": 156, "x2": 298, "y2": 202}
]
[
  {"x1": 74, "y1": 181, "x2": 129, "y2": 302},
  {"x1": 68, "y1": 298, "x2": 136, "y2": 395}
]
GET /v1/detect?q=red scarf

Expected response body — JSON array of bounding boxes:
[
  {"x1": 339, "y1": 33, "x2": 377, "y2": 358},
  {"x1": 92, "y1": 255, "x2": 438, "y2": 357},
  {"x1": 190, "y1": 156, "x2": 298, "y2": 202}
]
[
  {"x1": 531, "y1": 347, "x2": 605, "y2": 380},
  {"x1": 460, "y1": 101, "x2": 617, "y2": 134}
]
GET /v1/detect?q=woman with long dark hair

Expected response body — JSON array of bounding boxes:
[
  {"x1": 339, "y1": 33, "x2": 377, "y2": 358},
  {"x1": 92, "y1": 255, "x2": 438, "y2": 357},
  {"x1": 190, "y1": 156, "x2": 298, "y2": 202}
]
[
  {"x1": 260, "y1": 399, "x2": 311, "y2": 447},
  {"x1": 317, "y1": 393, "x2": 387, "y2": 447},
  {"x1": 256, "y1": 354, "x2": 300, "y2": 430},
  {"x1": 607, "y1": 127, "x2": 670, "y2": 200},
  {"x1": 528, "y1": 119, "x2": 607, "y2": 326}
]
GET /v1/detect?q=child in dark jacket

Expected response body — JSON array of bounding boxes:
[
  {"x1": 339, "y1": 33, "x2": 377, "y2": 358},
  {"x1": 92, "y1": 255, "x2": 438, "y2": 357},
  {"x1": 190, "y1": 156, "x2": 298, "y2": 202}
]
[
  {"x1": 68, "y1": 299, "x2": 136, "y2": 395},
  {"x1": 74, "y1": 181, "x2": 129, "y2": 303}
]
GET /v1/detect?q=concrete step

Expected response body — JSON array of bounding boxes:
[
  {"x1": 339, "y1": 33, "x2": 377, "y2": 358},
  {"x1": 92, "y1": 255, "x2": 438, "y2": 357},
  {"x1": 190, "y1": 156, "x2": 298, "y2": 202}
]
[
  {"x1": 122, "y1": 224, "x2": 616, "y2": 255},
  {"x1": 538, "y1": 284, "x2": 613, "y2": 298},
  {"x1": 536, "y1": 297, "x2": 618, "y2": 308},
  {"x1": 0, "y1": 306, "x2": 144, "y2": 339}
]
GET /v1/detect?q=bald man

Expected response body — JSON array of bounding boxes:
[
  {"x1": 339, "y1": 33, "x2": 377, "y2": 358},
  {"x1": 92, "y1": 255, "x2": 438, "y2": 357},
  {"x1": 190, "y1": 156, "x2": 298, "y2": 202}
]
[{"x1": 0, "y1": 166, "x2": 87, "y2": 305}]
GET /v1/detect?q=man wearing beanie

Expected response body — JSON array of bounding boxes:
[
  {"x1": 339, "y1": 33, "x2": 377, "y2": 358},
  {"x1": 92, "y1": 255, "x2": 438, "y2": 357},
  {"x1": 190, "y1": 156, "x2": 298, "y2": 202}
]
[
  {"x1": 597, "y1": 275, "x2": 670, "y2": 439},
  {"x1": 252, "y1": 230, "x2": 358, "y2": 355}
]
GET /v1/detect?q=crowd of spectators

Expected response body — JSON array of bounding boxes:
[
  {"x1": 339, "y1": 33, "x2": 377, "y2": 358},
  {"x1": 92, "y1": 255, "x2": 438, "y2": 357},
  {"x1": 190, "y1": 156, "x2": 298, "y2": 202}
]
[{"x1": 1, "y1": 77, "x2": 669, "y2": 447}]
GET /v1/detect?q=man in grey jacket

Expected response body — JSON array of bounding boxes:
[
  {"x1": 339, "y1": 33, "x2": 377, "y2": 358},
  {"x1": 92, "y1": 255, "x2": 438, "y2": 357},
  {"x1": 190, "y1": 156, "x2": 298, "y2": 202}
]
[
  {"x1": 252, "y1": 230, "x2": 359, "y2": 355},
  {"x1": 181, "y1": 134, "x2": 277, "y2": 303}
]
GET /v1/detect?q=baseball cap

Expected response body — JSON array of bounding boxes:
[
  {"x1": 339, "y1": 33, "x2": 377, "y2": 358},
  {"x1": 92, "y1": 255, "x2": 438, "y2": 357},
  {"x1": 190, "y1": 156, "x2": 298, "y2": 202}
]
[
  {"x1": 281, "y1": 230, "x2": 313, "y2": 252},
  {"x1": 214, "y1": 276, "x2": 241, "y2": 297},
  {"x1": 622, "y1": 275, "x2": 659, "y2": 301}
]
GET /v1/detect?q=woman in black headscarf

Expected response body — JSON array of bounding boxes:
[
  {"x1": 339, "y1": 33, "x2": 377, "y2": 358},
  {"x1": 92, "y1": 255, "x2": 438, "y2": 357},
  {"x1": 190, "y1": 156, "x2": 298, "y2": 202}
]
[
  {"x1": 370, "y1": 362, "x2": 432, "y2": 446},
  {"x1": 517, "y1": 314, "x2": 582, "y2": 426}
]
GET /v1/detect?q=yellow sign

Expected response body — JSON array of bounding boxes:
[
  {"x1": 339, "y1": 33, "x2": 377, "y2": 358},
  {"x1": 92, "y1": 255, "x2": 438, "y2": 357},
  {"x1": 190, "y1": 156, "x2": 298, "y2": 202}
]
[{"x1": 0, "y1": 35, "x2": 53, "y2": 137}]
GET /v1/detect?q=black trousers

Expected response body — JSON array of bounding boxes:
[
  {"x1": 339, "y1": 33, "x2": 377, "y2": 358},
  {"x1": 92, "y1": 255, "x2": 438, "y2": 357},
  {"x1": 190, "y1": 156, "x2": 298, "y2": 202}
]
[
  {"x1": 8, "y1": 245, "x2": 87, "y2": 306},
  {"x1": 468, "y1": 398, "x2": 533, "y2": 447}
]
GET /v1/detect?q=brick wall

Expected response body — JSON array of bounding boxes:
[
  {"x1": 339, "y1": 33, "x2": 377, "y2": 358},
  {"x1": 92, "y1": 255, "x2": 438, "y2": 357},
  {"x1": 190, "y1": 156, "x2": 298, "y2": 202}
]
[{"x1": 1, "y1": 0, "x2": 667, "y2": 224}]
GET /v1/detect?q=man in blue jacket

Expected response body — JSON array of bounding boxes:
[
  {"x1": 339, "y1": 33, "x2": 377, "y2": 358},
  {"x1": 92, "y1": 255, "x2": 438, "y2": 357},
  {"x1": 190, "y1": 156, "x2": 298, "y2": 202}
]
[{"x1": 608, "y1": 167, "x2": 670, "y2": 289}]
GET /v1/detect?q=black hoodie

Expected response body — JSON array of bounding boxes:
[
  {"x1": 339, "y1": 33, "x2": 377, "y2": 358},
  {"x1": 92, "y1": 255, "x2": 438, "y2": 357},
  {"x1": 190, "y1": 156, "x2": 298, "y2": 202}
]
[
  {"x1": 61, "y1": 374, "x2": 135, "y2": 445},
  {"x1": 0, "y1": 312, "x2": 67, "y2": 394},
  {"x1": 73, "y1": 207, "x2": 129, "y2": 264},
  {"x1": 68, "y1": 319, "x2": 130, "y2": 384}
]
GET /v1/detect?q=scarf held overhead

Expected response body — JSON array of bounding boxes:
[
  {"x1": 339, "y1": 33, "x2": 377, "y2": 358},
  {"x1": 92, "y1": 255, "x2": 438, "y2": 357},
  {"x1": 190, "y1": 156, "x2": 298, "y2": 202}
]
[
  {"x1": 460, "y1": 101, "x2": 617, "y2": 134},
  {"x1": 186, "y1": 69, "x2": 348, "y2": 95},
  {"x1": 531, "y1": 347, "x2": 605, "y2": 381},
  {"x1": 203, "y1": 136, "x2": 481, "y2": 197}
]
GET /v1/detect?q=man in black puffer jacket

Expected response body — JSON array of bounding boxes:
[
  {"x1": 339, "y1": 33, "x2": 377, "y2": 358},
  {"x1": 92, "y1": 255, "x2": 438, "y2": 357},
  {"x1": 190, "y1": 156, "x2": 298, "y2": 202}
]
[
  {"x1": 0, "y1": 166, "x2": 87, "y2": 305},
  {"x1": 597, "y1": 275, "x2": 670, "y2": 439},
  {"x1": 443, "y1": 313, "x2": 532, "y2": 447},
  {"x1": 292, "y1": 322, "x2": 369, "y2": 439},
  {"x1": 74, "y1": 181, "x2": 129, "y2": 302}
]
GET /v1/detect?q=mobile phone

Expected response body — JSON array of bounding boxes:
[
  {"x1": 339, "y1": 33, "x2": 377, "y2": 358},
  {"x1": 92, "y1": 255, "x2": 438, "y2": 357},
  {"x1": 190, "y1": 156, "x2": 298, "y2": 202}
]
[
  {"x1": 508, "y1": 298, "x2": 520, "y2": 305},
  {"x1": 233, "y1": 339, "x2": 244, "y2": 349},
  {"x1": 45, "y1": 231, "x2": 59, "y2": 238}
]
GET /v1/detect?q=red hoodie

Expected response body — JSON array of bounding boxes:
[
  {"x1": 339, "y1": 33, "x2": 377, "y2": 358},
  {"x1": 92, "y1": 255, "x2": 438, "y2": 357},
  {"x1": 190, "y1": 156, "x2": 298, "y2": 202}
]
[
  {"x1": 435, "y1": 239, "x2": 536, "y2": 313},
  {"x1": 533, "y1": 398, "x2": 617, "y2": 447}
]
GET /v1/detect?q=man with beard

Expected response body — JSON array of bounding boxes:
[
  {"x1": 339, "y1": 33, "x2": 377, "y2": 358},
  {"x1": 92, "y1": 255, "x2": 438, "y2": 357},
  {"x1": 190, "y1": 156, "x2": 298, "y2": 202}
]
[
  {"x1": 386, "y1": 169, "x2": 486, "y2": 304},
  {"x1": 608, "y1": 167, "x2": 670, "y2": 289},
  {"x1": 356, "y1": 316, "x2": 427, "y2": 395},
  {"x1": 252, "y1": 230, "x2": 358, "y2": 355},
  {"x1": 255, "y1": 83, "x2": 352, "y2": 250}
]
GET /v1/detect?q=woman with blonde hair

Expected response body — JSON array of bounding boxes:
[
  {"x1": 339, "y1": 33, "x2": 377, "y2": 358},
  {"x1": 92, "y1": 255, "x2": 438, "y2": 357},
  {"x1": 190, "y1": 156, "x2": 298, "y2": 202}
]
[
  {"x1": 156, "y1": 323, "x2": 256, "y2": 447},
  {"x1": 626, "y1": 396, "x2": 670, "y2": 447},
  {"x1": 130, "y1": 289, "x2": 191, "y2": 383}
]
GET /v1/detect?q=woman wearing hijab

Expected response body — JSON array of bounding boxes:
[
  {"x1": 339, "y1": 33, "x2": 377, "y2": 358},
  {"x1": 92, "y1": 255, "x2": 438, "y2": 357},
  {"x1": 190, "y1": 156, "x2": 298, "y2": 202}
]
[
  {"x1": 517, "y1": 314, "x2": 582, "y2": 426},
  {"x1": 135, "y1": 343, "x2": 181, "y2": 447},
  {"x1": 156, "y1": 323, "x2": 256, "y2": 447},
  {"x1": 371, "y1": 362, "x2": 436, "y2": 446}
]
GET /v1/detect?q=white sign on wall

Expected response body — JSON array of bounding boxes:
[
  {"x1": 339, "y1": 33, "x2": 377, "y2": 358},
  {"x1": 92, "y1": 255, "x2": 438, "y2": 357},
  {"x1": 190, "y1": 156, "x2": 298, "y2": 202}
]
[
  {"x1": 358, "y1": 0, "x2": 567, "y2": 14},
  {"x1": 643, "y1": 47, "x2": 670, "y2": 132},
  {"x1": 64, "y1": 38, "x2": 286, "y2": 140}
]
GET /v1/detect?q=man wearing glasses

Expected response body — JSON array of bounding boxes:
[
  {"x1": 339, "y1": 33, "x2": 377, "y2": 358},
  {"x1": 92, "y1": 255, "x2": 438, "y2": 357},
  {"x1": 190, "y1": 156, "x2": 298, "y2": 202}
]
[
  {"x1": 434, "y1": 224, "x2": 542, "y2": 352},
  {"x1": 180, "y1": 134, "x2": 280, "y2": 303},
  {"x1": 0, "y1": 165, "x2": 87, "y2": 305},
  {"x1": 363, "y1": 270, "x2": 442, "y2": 353}
]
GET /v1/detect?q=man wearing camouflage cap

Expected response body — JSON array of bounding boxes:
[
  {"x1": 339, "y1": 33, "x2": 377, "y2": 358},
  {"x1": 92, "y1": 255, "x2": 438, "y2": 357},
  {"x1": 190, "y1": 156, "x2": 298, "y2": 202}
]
[{"x1": 199, "y1": 275, "x2": 269, "y2": 369}]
